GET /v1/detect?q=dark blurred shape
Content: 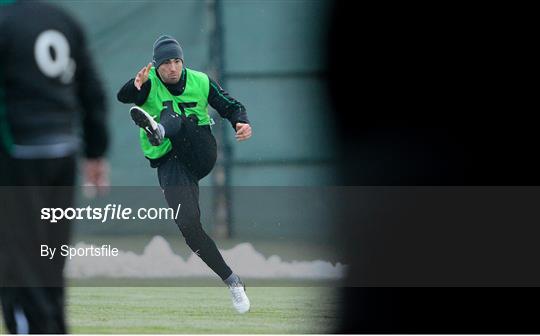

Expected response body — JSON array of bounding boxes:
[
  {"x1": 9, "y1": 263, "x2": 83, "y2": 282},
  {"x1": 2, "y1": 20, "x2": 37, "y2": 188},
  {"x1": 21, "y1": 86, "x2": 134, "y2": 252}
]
[
  {"x1": 328, "y1": 1, "x2": 539, "y2": 333},
  {"x1": 0, "y1": 1, "x2": 108, "y2": 333}
]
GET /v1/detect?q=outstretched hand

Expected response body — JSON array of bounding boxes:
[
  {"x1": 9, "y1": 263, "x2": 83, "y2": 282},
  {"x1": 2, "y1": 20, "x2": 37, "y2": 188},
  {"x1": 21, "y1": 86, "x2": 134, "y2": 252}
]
[
  {"x1": 134, "y1": 63, "x2": 152, "y2": 90},
  {"x1": 235, "y1": 123, "x2": 252, "y2": 141}
]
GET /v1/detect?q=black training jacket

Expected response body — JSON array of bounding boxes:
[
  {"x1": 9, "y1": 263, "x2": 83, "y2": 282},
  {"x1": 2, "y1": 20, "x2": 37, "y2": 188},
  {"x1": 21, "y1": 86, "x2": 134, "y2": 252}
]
[{"x1": 0, "y1": 1, "x2": 108, "y2": 159}]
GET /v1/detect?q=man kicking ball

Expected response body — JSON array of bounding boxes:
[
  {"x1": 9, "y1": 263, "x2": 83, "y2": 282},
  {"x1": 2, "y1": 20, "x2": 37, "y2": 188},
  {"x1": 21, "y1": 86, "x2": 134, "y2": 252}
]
[{"x1": 117, "y1": 35, "x2": 252, "y2": 313}]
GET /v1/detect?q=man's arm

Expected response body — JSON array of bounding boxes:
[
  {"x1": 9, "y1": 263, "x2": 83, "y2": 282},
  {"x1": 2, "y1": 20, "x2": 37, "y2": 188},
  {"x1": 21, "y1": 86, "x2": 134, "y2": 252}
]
[
  {"x1": 71, "y1": 21, "x2": 109, "y2": 189},
  {"x1": 208, "y1": 77, "x2": 250, "y2": 129},
  {"x1": 117, "y1": 79, "x2": 151, "y2": 105},
  {"x1": 117, "y1": 63, "x2": 152, "y2": 105},
  {"x1": 73, "y1": 25, "x2": 108, "y2": 159}
]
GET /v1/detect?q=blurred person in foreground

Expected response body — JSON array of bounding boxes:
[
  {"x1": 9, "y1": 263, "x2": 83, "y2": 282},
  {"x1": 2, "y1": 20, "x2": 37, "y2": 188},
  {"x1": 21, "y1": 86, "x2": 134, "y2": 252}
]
[
  {"x1": 117, "y1": 35, "x2": 252, "y2": 314},
  {"x1": 0, "y1": 1, "x2": 108, "y2": 333}
]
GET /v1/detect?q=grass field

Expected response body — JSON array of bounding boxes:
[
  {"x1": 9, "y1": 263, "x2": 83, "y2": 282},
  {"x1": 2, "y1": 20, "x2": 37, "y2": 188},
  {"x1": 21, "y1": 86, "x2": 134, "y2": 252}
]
[
  {"x1": 66, "y1": 286, "x2": 340, "y2": 334},
  {"x1": 0, "y1": 235, "x2": 343, "y2": 334},
  {"x1": 0, "y1": 285, "x2": 340, "y2": 334}
]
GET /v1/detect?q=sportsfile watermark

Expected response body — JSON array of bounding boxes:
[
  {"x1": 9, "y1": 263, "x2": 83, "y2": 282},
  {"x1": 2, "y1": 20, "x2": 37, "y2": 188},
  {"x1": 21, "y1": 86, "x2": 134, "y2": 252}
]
[{"x1": 41, "y1": 203, "x2": 181, "y2": 223}]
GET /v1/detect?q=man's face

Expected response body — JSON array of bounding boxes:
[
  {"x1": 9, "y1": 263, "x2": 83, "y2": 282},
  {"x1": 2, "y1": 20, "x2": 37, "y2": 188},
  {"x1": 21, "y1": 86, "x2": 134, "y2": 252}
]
[{"x1": 157, "y1": 58, "x2": 183, "y2": 84}]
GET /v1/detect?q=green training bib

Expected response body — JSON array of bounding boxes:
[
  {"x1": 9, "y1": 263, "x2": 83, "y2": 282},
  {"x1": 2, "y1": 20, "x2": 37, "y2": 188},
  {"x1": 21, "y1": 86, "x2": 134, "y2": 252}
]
[{"x1": 139, "y1": 67, "x2": 210, "y2": 159}]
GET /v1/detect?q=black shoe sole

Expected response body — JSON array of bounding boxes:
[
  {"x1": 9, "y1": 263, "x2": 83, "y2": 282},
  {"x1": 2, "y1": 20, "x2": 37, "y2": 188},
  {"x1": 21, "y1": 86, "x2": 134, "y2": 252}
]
[{"x1": 130, "y1": 107, "x2": 162, "y2": 146}]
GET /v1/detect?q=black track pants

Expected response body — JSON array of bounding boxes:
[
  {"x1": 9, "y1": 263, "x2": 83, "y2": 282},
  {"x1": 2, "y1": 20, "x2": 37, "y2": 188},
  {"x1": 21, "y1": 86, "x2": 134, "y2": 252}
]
[
  {"x1": 0, "y1": 154, "x2": 75, "y2": 334},
  {"x1": 157, "y1": 115, "x2": 233, "y2": 280}
]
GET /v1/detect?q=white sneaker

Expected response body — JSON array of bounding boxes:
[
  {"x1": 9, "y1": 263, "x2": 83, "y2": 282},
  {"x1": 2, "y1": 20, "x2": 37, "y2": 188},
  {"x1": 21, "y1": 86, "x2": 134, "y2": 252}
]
[
  {"x1": 130, "y1": 106, "x2": 163, "y2": 146},
  {"x1": 229, "y1": 282, "x2": 250, "y2": 314}
]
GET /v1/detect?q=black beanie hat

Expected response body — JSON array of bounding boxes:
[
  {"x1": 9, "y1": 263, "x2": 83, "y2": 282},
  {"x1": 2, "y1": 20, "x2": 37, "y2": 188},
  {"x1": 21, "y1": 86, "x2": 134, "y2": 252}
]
[{"x1": 152, "y1": 35, "x2": 184, "y2": 69}]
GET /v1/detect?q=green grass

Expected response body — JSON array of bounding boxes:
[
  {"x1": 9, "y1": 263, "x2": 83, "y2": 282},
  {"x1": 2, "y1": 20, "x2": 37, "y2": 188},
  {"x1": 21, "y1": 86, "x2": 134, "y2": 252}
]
[
  {"x1": 2, "y1": 233, "x2": 342, "y2": 334},
  {"x1": 67, "y1": 286, "x2": 340, "y2": 334}
]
